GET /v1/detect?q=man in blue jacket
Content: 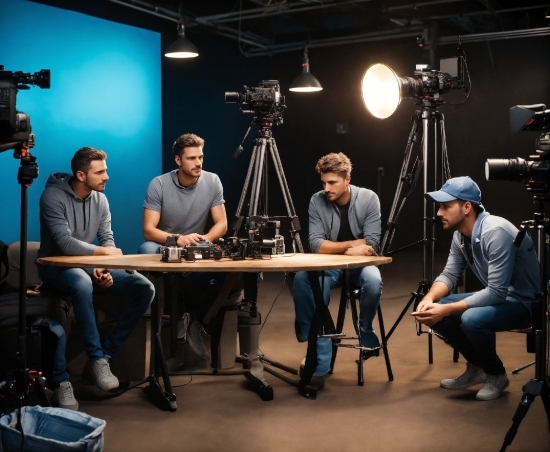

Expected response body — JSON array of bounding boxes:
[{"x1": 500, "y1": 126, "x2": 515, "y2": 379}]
[
  {"x1": 415, "y1": 176, "x2": 539, "y2": 400},
  {"x1": 38, "y1": 147, "x2": 155, "y2": 410},
  {"x1": 292, "y1": 152, "x2": 383, "y2": 389}
]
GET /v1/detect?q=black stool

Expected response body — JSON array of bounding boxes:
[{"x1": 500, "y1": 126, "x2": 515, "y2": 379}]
[{"x1": 329, "y1": 269, "x2": 393, "y2": 385}]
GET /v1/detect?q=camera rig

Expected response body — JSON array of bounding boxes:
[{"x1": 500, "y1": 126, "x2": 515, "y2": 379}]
[
  {"x1": 225, "y1": 80, "x2": 286, "y2": 126},
  {"x1": 486, "y1": 104, "x2": 550, "y2": 199},
  {"x1": 223, "y1": 215, "x2": 285, "y2": 260},
  {"x1": 485, "y1": 102, "x2": 550, "y2": 450},
  {"x1": 0, "y1": 65, "x2": 50, "y2": 154},
  {"x1": 400, "y1": 56, "x2": 466, "y2": 107},
  {"x1": 161, "y1": 239, "x2": 223, "y2": 263}
]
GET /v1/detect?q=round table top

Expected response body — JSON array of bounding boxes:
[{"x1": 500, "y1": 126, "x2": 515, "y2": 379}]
[{"x1": 37, "y1": 253, "x2": 392, "y2": 273}]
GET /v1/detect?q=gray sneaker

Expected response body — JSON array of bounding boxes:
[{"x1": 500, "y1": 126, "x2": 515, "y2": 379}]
[
  {"x1": 177, "y1": 313, "x2": 191, "y2": 340},
  {"x1": 52, "y1": 381, "x2": 79, "y2": 411},
  {"x1": 476, "y1": 373, "x2": 509, "y2": 401},
  {"x1": 187, "y1": 320, "x2": 208, "y2": 360},
  {"x1": 440, "y1": 362, "x2": 486, "y2": 389},
  {"x1": 88, "y1": 358, "x2": 119, "y2": 391}
]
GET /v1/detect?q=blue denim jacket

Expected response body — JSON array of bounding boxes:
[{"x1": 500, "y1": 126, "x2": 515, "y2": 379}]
[{"x1": 435, "y1": 210, "x2": 540, "y2": 308}]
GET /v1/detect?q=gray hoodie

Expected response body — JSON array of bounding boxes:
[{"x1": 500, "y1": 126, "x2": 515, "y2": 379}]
[{"x1": 38, "y1": 172, "x2": 115, "y2": 258}]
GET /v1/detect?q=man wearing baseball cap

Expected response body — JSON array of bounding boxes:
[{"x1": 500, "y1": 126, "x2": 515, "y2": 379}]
[{"x1": 414, "y1": 176, "x2": 539, "y2": 400}]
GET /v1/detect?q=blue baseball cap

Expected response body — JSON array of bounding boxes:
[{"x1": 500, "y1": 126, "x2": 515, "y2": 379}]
[{"x1": 425, "y1": 176, "x2": 482, "y2": 205}]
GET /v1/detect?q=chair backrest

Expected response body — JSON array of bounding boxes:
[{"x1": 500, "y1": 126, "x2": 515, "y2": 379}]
[{"x1": 0, "y1": 241, "x2": 41, "y2": 294}]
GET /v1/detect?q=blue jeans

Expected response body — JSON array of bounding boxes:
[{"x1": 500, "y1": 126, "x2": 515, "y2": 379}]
[
  {"x1": 432, "y1": 292, "x2": 532, "y2": 375},
  {"x1": 293, "y1": 266, "x2": 383, "y2": 376},
  {"x1": 138, "y1": 241, "x2": 161, "y2": 254},
  {"x1": 39, "y1": 265, "x2": 154, "y2": 384}
]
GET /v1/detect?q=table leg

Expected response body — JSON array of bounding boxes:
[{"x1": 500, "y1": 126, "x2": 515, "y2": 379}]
[
  {"x1": 299, "y1": 270, "x2": 336, "y2": 399},
  {"x1": 141, "y1": 273, "x2": 177, "y2": 411}
]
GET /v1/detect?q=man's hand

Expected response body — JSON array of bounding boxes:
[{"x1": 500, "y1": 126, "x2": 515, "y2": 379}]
[
  {"x1": 177, "y1": 233, "x2": 204, "y2": 246},
  {"x1": 412, "y1": 303, "x2": 448, "y2": 327},
  {"x1": 92, "y1": 268, "x2": 114, "y2": 289},
  {"x1": 344, "y1": 244, "x2": 375, "y2": 256}
]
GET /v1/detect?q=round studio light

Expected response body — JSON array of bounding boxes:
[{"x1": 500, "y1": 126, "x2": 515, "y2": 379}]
[{"x1": 361, "y1": 63, "x2": 401, "y2": 119}]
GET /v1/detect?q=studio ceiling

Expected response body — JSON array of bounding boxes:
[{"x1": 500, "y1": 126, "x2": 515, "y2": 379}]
[{"x1": 106, "y1": 0, "x2": 550, "y2": 55}]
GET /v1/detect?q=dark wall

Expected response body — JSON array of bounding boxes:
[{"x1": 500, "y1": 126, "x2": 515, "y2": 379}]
[{"x1": 254, "y1": 37, "x2": 550, "y2": 252}]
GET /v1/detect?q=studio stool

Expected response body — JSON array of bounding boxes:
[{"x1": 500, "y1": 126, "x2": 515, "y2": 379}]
[{"x1": 329, "y1": 270, "x2": 394, "y2": 385}]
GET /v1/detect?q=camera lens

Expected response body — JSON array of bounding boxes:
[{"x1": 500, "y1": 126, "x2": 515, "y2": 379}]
[
  {"x1": 225, "y1": 92, "x2": 241, "y2": 103},
  {"x1": 485, "y1": 158, "x2": 527, "y2": 181}
]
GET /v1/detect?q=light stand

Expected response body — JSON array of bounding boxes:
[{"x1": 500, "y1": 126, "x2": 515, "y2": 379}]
[
  {"x1": 379, "y1": 100, "x2": 451, "y2": 363},
  {"x1": 0, "y1": 140, "x2": 49, "y2": 427},
  {"x1": 500, "y1": 203, "x2": 550, "y2": 451}
]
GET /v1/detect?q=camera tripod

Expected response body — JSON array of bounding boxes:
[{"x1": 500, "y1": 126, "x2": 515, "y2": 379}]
[
  {"x1": 231, "y1": 119, "x2": 306, "y2": 397},
  {"x1": 500, "y1": 206, "x2": 550, "y2": 451},
  {"x1": 380, "y1": 102, "x2": 451, "y2": 362},
  {"x1": 0, "y1": 141, "x2": 49, "y2": 427}
]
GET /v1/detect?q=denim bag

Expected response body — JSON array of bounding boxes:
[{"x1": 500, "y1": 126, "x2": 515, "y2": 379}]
[{"x1": 0, "y1": 406, "x2": 106, "y2": 452}]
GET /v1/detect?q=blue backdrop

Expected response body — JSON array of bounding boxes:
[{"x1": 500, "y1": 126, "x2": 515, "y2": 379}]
[{"x1": 0, "y1": 0, "x2": 161, "y2": 253}]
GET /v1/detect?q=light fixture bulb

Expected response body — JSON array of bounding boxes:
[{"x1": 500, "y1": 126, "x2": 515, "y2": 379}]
[
  {"x1": 164, "y1": 20, "x2": 199, "y2": 58},
  {"x1": 361, "y1": 63, "x2": 401, "y2": 119},
  {"x1": 289, "y1": 48, "x2": 323, "y2": 92}
]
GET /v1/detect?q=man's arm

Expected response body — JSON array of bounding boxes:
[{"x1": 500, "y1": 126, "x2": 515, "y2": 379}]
[
  {"x1": 203, "y1": 204, "x2": 227, "y2": 243},
  {"x1": 319, "y1": 239, "x2": 371, "y2": 254},
  {"x1": 143, "y1": 208, "x2": 179, "y2": 245}
]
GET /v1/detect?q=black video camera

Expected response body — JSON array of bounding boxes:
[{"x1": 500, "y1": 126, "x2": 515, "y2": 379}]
[
  {"x1": 486, "y1": 104, "x2": 550, "y2": 198},
  {"x1": 161, "y1": 237, "x2": 222, "y2": 262},
  {"x1": 221, "y1": 216, "x2": 285, "y2": 260},
  {"x1": 399, "y1": 57, "x2": 466, "y2": 102},
  {"x1": 0, "y1": 65, "x2": 50, "y2": 154},
  {"x1": 225, "y1": 80, "x2": 286, "y2": 124}
]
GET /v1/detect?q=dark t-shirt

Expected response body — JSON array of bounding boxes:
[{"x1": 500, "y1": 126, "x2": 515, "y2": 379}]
[{"x1": 336, "y1": 203, "x2": 355, "y2": 242}]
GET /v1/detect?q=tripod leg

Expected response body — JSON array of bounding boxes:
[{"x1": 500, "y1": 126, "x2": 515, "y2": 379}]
[
  {"x1": 268, "y1": 138, "x2": 304, "y2": 252},
  {"x1": 233, "y1": 141, "x2": 260, "y2": 230},
  {"x1": 500, "y1": 380, "x2": 542, "y2": 452}
]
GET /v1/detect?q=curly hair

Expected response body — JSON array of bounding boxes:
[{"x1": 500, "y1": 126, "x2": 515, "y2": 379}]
[
  {"x1": 315, "y1": 152, "x2": 352, "y2": 178},
  {"x1": 71, "y1": 147, "x2": 107, "y2": 176},
  {"x1": 173, "y1": 133, "x2": 205, "y2": 157}
]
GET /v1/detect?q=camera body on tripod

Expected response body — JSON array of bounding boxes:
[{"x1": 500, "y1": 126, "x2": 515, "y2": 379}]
[{"x1": 160, "y1": 240, "x2": 222, "y2": 263}]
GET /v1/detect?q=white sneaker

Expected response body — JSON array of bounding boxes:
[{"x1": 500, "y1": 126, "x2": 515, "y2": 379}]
[
  {"x1": 52, "y1": 381, "x2": 79, "y2": 411},
  {"x1": 88, "y1": 358, "x2": 119, "y2": 391},
  {"x1": 440, "y1": 362, "x2": 486, "y2": 389},
  {"x1": 476, "y1": 373, "x2": 509, "y2": 401}
]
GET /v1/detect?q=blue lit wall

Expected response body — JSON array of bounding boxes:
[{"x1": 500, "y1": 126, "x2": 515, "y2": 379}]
[{"x1": 0, "y1": 0, "x2": 161, "y2": 253}]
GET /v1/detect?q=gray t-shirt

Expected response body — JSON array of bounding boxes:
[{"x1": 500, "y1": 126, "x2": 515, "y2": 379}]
[{"x1": 143, "y1": 170, "x2": 224, "y2": 235}]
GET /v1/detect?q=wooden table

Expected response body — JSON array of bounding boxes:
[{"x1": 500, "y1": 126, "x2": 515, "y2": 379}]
[
  {"x1": 38, "y1": 253, "x2": 391, "y2": 403},
  {"x1": 37, "y1": 253, "x2": 391, "y2": 273}
]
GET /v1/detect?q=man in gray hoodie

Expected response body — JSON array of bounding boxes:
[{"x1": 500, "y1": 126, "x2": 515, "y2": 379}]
[
  {"x1": 292, "y1": 152, "x2": 383, "y2": 390},
  {"x1": 38, "y1": 147, "x2": 155, "y2": 410}
]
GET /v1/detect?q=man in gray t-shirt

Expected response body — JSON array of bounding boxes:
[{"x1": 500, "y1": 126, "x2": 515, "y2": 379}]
[{"x1": 139, "y1": 133, "x2": 230, "y2": 360}]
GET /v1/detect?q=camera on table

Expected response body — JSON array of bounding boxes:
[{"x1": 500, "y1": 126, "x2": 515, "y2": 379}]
[
  {"x1": 485, "y1": 104, "x2": 550, "y2": 198},
  {"x1": 160, "y1": 235, "x2": 222, "y2": 263},
  {"x1": 221, "y1": 216, "x2": 285, "y2": 260}
]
